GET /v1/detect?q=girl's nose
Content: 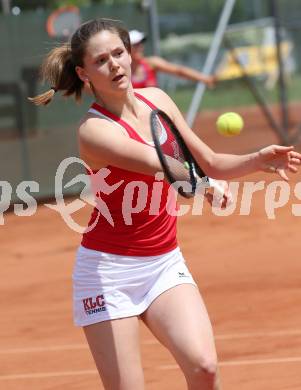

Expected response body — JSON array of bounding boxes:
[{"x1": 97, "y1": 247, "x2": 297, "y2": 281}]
[{"x1": 109, "y1": 56, "x2": 120, "y2": 71}]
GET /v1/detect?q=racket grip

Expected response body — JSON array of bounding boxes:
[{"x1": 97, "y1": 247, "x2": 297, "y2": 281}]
[
  {"x1": 207, "y1": 178, "x2": 225, "y2": 199},
  {"x1": 195, "y1": 176, "x2": 225, "y2": 197},
  {"x1": 208, "y1": 178, "x2": 234, "y2": 207}
]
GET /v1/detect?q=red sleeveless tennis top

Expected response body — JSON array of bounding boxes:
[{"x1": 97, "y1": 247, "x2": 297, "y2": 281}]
[
  {"x1": 81, "y1": 92, "x2": 178, "y2": 256},
  {"x1": 132, "y1": 58, "x2": 158, "y2": 88}
]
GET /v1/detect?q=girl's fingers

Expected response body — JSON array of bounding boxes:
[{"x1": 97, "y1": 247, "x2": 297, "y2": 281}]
[
  {"x1": 266, "y1": 165, "x2": 277, "y2": 173},
  {"x1": 275, "y1": 145, "x2": 294, "y2": 153},
  {"x1": 290, "y1": 151, "x2": 301, "y2": 159},
  {"x1": 205, "y1": 193, "x2": 213, "y2": 206},
  {"x1": 288, "y1": 165, "x2": 298, "y2": 173},
  {"x1": 278, "y1": 169, "x2": 289, "y2": 181},
  {"x1": 290, "y1": 157, "x2": 301, "y2": 165}
]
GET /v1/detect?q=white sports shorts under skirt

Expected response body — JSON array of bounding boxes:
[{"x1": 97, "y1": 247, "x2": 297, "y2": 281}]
[{"x1": 73, "y1": 245, "x2": 197, "y2": 326}]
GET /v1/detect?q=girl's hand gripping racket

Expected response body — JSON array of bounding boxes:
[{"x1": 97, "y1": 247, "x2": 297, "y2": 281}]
[{"x1": 150, "y1": 109, "x2": 230, "y2": 205}]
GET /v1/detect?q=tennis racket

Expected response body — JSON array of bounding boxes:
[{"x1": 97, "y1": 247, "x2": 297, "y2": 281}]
[{"x1": 150, "y1": 109, "x2": 226, "y2": 200}]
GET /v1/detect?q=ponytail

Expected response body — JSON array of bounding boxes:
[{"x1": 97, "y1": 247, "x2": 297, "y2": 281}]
[
  {"x1": 28, "y1": 43, "x2": 83, "y2": 106},
  {"x1": 28, "y1": 87, "x2": 57, "y2": 106}
]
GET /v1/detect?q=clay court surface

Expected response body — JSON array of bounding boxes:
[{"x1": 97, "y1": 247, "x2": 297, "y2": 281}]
[{"x1": 1, "y1": 104, "x2": 301, "y2": 389}]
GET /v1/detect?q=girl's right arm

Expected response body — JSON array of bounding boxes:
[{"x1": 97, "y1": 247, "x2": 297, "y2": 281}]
[{"x1": 78, "y1": 117, "x2": 163, "y2": 175}]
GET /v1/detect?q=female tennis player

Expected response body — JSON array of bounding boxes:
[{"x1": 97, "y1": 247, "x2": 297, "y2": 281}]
[
  {"x1": 29, "y1": 18, "x2": 301, "y2": 390},
  {"x1": 129, "y1": 29, "x2": 216, "y2": 89}
]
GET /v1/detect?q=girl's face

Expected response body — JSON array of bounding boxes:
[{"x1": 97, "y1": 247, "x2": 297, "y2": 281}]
[{"x1": 76, "y1": 30, "x2": 132, "y2": 94}]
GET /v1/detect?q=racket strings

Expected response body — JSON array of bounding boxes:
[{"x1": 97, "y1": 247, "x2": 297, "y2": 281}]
[
  {"x1": 153, "y1": 114, "x2": 186, "y2": 163},
  {"x1": 151, "y1": 109, "x2": 218, "y2": 199},
  {"x1": 152, "y1": 115, "x2": 162, "y2": 140},
  {"x1": 152, "y1": 111, "x2": 197, "y2": 196}
]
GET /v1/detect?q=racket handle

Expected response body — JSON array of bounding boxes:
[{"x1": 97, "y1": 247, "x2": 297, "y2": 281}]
[
  {"x1": 208, "y1": 178, "x2": 234, "y2": 207},
  {"x1": 193, "y1": 168, "x2": 233, "y2": 205},
  {"x1": 207, "y1": 178, "x2": 225, "y2": 199},
  {"x1": 195, "y1": 176, "x2": 224, "y2": 197},
  {"x1": 196, "y1": 177, "x2": 227, "y2": 203}
]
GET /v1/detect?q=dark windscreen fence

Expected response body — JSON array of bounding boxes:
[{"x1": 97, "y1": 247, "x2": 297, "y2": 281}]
[
  {"x1": 0, "y1": 3, "x2": 148, "y2": 204},
  {"x1": 1, "y1": 0, "x2": 301, "y2": 205}
]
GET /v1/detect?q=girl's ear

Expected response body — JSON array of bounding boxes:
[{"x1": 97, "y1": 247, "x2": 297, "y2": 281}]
[{"x1": 75, "y1": 65, "x2": 88, "y2": 83}]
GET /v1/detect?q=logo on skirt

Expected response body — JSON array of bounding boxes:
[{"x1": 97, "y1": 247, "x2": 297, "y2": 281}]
[
  {"x1": 178, "y1": 271, "x2": 189, "y2": 278},
  {"x1": 82, "y1": 294, "x2": 106, "y2": 315}
]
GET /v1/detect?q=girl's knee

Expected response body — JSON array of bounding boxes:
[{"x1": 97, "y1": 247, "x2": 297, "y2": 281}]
[
  {"x1": 184, "y1": 354, "x2": 219, "y2": 389},
  {"x1": 193, "y1": 356, "x2": 218, "y2": 378}
]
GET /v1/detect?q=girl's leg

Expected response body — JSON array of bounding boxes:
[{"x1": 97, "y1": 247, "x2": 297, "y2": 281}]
[
  {"x1": 83, "y1": 316, "x2": 144, "y2": 390},
  {"x1": 141, "y1": 284, "x2": 220, "y2": 390}
]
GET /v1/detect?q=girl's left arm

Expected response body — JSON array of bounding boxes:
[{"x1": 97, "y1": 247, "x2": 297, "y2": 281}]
[
  {"x1": 209, "y1": 146, "x2": 301, "y2": 181},
  {"x1": 149, "y1": 88, "x2": 301, "y2": 181}
]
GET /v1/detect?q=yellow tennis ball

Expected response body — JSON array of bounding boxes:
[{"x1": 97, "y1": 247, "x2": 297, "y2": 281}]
[{"x1": 216, "y1": 112, "x2": 244, "y2": 136}]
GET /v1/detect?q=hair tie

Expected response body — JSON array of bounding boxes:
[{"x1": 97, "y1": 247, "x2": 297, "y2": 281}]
[{"x1": 51, "y1": 86, "x2": 57, "y2": 93}]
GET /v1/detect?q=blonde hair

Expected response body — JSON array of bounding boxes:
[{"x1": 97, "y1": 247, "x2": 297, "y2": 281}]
[{"x1": 28, "y1": 18, "x2": 131, "y2": 106}]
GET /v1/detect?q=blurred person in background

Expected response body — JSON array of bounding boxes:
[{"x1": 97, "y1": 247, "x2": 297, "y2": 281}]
[{"x1": 129, "y1": 29, "x2": 216, "y2": 89}]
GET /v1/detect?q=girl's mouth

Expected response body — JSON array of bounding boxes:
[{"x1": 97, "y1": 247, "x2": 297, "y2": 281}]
[{"x1": 112, "y1": 75, "x2": 124, "y2": 82}]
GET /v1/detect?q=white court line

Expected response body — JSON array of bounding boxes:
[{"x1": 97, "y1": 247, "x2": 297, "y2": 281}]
[
  {"x1": 0, "y1": 344, "x2": 87, "y2": 354},
  {"x1": 2, "y1": 329, "x2": 301, "y2": 354},
  {"x1": 2, "y1": 356, "x2": 301, "y2": 380},
  {"x1": 0, "y1": 370, "x2": 98, "y2": 380},
  {"x1": 158, "y1": 356, "x2": 301, "y2": 370},
  {"x1": 215, "y1": 329, "x2": 301, "y2": 340},
  {"x1": 220, "y1": 357, "x2": 301, "y2": 367}
]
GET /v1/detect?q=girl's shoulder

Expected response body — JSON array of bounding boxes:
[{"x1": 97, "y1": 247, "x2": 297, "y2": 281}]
[
  {"x1": 134, "y1": 86, "x2": 172, "y2": 108},
  {"x1": 78, "y1": 111, "x2": 122, "y2": 140}
]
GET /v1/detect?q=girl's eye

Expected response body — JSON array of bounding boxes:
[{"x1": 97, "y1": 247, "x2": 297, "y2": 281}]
[{"x1": 97, "y1": 57, "x2": 106, "y2": 64}]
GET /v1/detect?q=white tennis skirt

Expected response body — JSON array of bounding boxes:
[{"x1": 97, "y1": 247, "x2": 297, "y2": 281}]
[{"x1": 73, "y1": 245, "x2": 197, "y2": 326}]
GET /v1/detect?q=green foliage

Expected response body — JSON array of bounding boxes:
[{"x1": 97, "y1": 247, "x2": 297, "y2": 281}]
[
  {"x1": 161, "y1": 32, "x2": 213, "y2": 54},
  {"x1": 11, "y1": 0, "x2": 103, "y2": 10},
  {"x1": 11, "y1": 0, "x2": 47, "y2": 9},
  {"x1": 50, "y1": 0, "x2": 93, "y2": 8},
  {"x1": 170, "y1": 74, "x2": 301, "y2": 112},
  {"x1": 157, "y1": 0, "x2": 251, "y2": 27}
]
